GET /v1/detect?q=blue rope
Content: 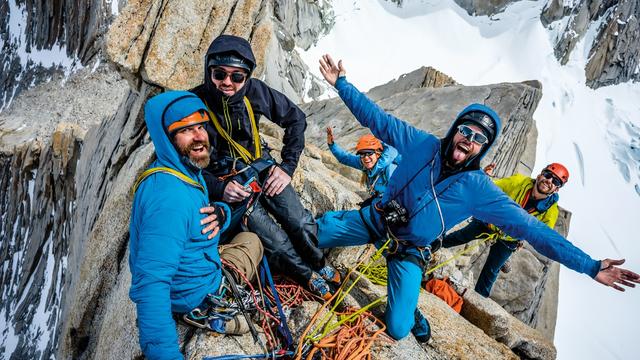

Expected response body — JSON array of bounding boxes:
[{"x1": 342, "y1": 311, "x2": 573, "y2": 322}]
[{"x1": 259, "y1": 256, "x2": 294, "y2": 349}]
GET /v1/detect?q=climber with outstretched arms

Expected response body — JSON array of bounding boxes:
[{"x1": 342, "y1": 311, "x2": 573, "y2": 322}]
[
  {"x1": 314, "y1": 54, "x2": 640, "y2": 343},
  {"x1": 442, "y1": 162, "x2": 572, "y2": 297}
]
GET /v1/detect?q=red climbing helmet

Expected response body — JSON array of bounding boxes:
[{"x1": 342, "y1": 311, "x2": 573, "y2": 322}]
[{"x1": 544, "y1": 163, "x2": 569, "y2": 185}]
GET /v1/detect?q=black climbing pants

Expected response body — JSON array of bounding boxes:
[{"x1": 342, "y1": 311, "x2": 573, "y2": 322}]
[
  {"x1": 221, "y1": 183, "x2": 324, "y2": 285},
  {"x1": 246, "y1": 183, "x2": 324, "y2": 284}
]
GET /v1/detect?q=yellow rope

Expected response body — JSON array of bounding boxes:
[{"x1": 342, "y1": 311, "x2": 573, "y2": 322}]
[
  {"x1": 359, "y1": 232, "x2": 500, "y2": 286},
  {"x1": 425, "y1": 232, "x2": 498, "y2": 275},
  {"x1": 131, "y1": 167, "x2": 204, "y2": 196},
  {"x1": 304, "y1": 239, "x2": 392, "y2": 343},
  {"x1": 205, "y1": 97, "x2": 261, "y2": 164}
]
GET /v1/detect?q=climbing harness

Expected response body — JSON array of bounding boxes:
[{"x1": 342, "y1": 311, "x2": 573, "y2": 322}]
[
  {"x1": 206, "y1": 97, "x2": 261, "y2": 164},
  {"x1": 360, "y1": 232, "x2": 499, "y2": 286}
]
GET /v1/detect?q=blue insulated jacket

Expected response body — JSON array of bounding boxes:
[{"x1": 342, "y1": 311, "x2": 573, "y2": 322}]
[
  {"x1": 129, "y1": 91, "x2": 232, "y2": 360},
  {"x1": 328, "y1": 141, "x2": 400, "y2": 195},
  {"x1": 334, "y1": 77, "x2": 600, "y2": 278}
]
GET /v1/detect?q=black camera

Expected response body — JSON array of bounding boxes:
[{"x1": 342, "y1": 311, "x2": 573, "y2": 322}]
[{"x1": 382, "y1": 200, "x2": 409, "y2": 227}]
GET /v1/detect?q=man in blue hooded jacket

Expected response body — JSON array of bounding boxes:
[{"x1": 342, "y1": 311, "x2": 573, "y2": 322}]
[
  {"x1": 315, "y1": 54, "x2": 640, "y2": 343},
  {"x1": 129, "y1": 91, "x2": 263, "y2": 359}
]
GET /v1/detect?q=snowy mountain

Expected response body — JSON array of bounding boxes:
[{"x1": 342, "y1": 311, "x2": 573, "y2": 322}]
[{"x1": 300, "y1": 1, "x2": 640, "y2": 359}]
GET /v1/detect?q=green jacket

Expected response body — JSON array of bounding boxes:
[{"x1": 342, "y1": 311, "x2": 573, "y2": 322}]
[{"x1": 491, "y1": 173, "x2": 559, "y2": 241}]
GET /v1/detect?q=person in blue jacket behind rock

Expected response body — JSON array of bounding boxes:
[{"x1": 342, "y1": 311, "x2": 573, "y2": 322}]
[
  {"x1": 129, "y1": 91, "x2": 263, "y2": 359},
  {"x1": 315, "y1": 54, "x2": 640, "y2": 343},
  {"x1": 326, "y1": 127, "x2": 400, "y2": 204}
]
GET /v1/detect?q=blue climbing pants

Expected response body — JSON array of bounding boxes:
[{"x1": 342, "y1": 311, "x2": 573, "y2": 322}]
[{"x1": 317, "y1": 207, "x2": 425, "y2": 340}]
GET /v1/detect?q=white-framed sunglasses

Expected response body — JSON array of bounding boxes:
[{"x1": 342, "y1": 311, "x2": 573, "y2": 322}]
[{"x1": 457, "y1": 124, "x2": 489, "y2": 145}]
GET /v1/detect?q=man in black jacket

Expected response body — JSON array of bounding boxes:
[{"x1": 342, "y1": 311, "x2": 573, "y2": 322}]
[{"x1": 192, "y1": 34, "x2": 338, "y2": 299}]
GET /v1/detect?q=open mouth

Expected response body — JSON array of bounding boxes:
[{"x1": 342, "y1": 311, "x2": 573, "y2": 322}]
[
  {"x1": 452, "y1": 142, "x2": 471, "y2": 162},
  {"x1": 457, "y1": 143, "x2": 470, "y2": 154},
  {"x1": 189, "y1": 143, "x2": 209, "y2": 155}
]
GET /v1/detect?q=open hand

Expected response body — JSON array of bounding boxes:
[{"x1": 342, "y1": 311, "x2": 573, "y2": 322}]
[
  {"x1": 326, "y1": 127, "x2": 335, "y2": 145},
  {"x1": 263, "y1": 165, "x2": 291, "y2": 197},
  {"x1": 223, "y1": 180, "x2": 251, "y2": 203},
  {"x1": 594, "y1": 258, "x2": 640, "y2": 291},
  {"x1": 319, "y1": 54, "x2": 346, "y2": 87}
]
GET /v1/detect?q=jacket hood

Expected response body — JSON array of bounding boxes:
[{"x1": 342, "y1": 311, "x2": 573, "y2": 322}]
[
  {"x1": 441, "y1": 103, "x2": 502, "y2": 170},
  {"x1": 144, "y1": 91, "x2": 209, "y2": 181},
  {"x1": 203, "y1": 35, "x2": 256, "y2": 104}
]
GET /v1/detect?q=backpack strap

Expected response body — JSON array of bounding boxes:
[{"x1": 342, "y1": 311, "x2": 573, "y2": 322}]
[{"x1": 132, "y1": 167, "x2": 205, "y2": 195}]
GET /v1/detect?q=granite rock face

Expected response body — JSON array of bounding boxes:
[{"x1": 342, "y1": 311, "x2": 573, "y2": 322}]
[
  {"x1": 105, "y1": 0, "x2": 330, "y2": 102},
  {"x1": 542, "y1": 0, "x2": 640, "y2": 88},
  {"x1": 0, "y1": 0, "x2": 116, "y2": 110},
  {"x1": 453, "y1": 0, "x2": 523, "y2": 16},
  {"x1": 0, "y1": 67, "x2": 130, "y2": 359}
]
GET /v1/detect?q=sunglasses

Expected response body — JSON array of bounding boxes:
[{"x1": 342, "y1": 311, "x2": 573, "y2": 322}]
[
  {"x1": 358, "y1": 151, "x2": 377, "y2": 158},
  {"x1": 541, "y1": 170, "x2": 563, "y2": 187},
  {"x1": 212, "y1": 69, "x2": 247, "y2": 84},
  {"x1": 457, "y1": 124, "x2": 489, "y2": 145}
]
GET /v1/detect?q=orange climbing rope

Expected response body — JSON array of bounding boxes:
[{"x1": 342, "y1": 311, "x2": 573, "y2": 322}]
[
  {"x1": 304, "y1": 307, "x2": 390, "y2": 360},
  {"x1": 295, "y1": 241, "x2": 393, "y2": 360},
  {"x1": 267, "y1": 276, "x2": 322, "y2": 308}
]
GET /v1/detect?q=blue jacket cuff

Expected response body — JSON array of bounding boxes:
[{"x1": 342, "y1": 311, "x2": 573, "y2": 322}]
[
  {"x1": 335, "y1": 76, "x2": 348, "y2": 90},
  {"x1": 588, "y1": 259, "x2": 602, "y2": 278},
  {"x1": 213, "y1": 201, "x2": 232, "y2": 232}
]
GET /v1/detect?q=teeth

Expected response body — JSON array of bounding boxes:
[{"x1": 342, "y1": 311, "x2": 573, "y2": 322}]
[{"x1": 457, "y1": 144, "x2": 469, "y2": 153}]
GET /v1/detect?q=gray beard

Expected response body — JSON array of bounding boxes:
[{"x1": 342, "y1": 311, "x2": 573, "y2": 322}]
[{"x1": 186, "y1": 154, "x2": 210, "y2": 170}]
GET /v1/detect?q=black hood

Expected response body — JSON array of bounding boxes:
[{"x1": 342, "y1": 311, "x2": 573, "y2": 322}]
[
  {"x1": 440, "y1": 103, "x2": 502, "y2": 172},
  {"x1": 202, "y1": 35, "x2": 256, "y2": 105}
]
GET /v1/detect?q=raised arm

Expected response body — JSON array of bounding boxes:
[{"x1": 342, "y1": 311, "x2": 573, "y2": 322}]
[
  {"x1": 327, "y1": 127, "x2": 362, "y2": 169},
  {"x1": 319, "y1": 54, "x2": 427, "y2": 154}
]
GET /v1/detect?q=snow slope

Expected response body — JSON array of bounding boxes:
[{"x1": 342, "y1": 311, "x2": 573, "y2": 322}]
[{"x1": 300, "y1": 1, "x2": 640, "y2": 359}]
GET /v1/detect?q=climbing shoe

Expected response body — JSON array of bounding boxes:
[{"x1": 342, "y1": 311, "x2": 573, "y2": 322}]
[
  {"x1": 223, "y1": 316, "x2": 250, "y2": 335},
  {"x1": 308, "y1": 273, "x2": 333, "y2": 301},
  {"x1": 411, "y1": 309, "x2": 431, "y2": 343},
  {"x1": 318, "y1": 265, "x2": 341, "y2": 285}
]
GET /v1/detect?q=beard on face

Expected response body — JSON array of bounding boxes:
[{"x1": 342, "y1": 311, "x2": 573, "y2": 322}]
[
  {"x1": 535, "y1": 178, "x2": 555, "y2": 196},
  {"x1": 177, "y1": 139, "x2": 210, "y2": 169}
]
